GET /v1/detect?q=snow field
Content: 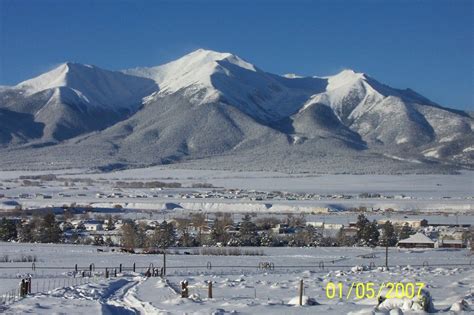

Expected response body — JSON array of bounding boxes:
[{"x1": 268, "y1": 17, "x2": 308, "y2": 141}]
[{"x1": 0, "y1": 243, "x2": 472, "y2": 314}]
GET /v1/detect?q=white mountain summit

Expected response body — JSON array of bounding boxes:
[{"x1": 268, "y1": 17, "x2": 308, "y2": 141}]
[{"x1": 16, "y1": 62, "x2": 157, "y2": 110}]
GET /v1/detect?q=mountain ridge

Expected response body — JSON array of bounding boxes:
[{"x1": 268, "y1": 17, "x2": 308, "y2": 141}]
[{"x1": 0, "y1": 49, "x2": 472, "y2": 173}]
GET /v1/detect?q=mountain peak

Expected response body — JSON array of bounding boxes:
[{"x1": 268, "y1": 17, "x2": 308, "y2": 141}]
[
  {"x1": 332, "y1": 69, "x2": 366, "y2": 79},
  {"x1": 17, "y1": 63, "x2": 70, "y2": 93},
  {"x1": 14, "y1": 61, "x2": 157, "y2": 111},
  {"x1": 187, "y1": 48, "x2": 233, "y2": 60},
  {"x1": 179, "y1": 48, "x2": 257, "y2": 72},
  {"x1": 325, "y1": 69, "x2": 367, "y2": 92},
  {"x1": 63, "y1": 62, "x2": 95, "y2": 70},
  {"x1": 16, "y1": 62, "x2": 102, "y2": 93},
  {"x1": 123, "y1": 48, "x2": 258, "y2": 101}
]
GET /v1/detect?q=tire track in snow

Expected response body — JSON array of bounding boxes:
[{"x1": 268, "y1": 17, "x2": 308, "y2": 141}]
[
  {"x1": 120, "y1": 277, "x2": 171, "y2": 314},
  {"x1": 101, "y1": 278, "x2": 143, "y2": 314}
]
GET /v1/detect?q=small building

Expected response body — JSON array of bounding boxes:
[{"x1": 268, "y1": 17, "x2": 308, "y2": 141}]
[
  {"x1": 398, "y1": 233, "x2": 435, "y2": 248},
  {"x1": 306, "y1": 222, "x2": 344, "y2": 230},
  {"x1": 272, "y1": 223, "x2": 296, "y2": 235},
  {"x1": 438, "y1": 239, "x2": 466, "y2": 249},
  {"x1": 35, "y1": 193, "x2": 52, "y2": 199},
  {"x1": 83, "y1": 220, "x2": 104, "y2": 231}
]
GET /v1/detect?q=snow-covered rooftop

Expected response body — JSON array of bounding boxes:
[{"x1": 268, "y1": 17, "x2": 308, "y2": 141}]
[{"x1": 398, "y1": 232, "x2": 435, "y2": 244}]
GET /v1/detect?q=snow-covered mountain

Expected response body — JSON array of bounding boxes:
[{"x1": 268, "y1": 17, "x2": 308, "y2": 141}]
[
  {"x1": 124, "y1": 49, "x2": 326, "y2": 122},
  {"x1": 0, "y1": 63, "x2": 157, "y2": 143},
  {"x1": 0, "y1": 49, "x2": 472, "y2": 172},
  {"x1": 293, "y1": 69, "x2": 473, "y2": 162}
]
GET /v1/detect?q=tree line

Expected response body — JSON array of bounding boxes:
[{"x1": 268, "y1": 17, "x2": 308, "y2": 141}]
[{"x1": 0, "y1": 212, "x2": 416, "y2": 248}]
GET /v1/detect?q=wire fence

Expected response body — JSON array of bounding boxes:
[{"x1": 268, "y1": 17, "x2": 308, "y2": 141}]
[
  {"x1": 0, "y1": 259, "x2": 472, "y2": 272},
  {"x1": 0, "y1": 259, "x2": 474, "y2": 278},
  {"x1": 0, "y1": 276, "x2": 101, "y2": 306}
]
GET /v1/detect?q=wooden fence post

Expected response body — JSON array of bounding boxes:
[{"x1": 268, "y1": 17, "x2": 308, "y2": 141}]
[
  {"x1": 208, "y1": 281, "x2": 213, "y2": 299},
  {"x1": 180, "y1": 280, "x2": 188, "y2": 298},
  {"x1": 299, "y1": 279, "x2": 303, "y2": 306}
]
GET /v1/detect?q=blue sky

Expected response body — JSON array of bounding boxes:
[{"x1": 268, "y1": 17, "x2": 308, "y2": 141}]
[{"x1": 0, "y1": 0, "x2": 472, "y2": 110}]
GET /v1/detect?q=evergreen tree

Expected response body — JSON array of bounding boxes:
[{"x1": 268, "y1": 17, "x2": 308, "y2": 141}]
[
  {"x1": 238, "y1": 214, "x2": 259, "y2": 246},
  {"x1": 398, "y1": 223, "x2": 414, "y2": 240},
  {"x1": 0, "y1": 217, "x2": 17, "y2": 241},
  {"x1": 355, "y1": 214, "x2": 370, "y2": 244},
  {"x1": 291, "y1": 225, "x2": 323, "y2": 247},
  {"x1": 17, "y1": 221, "x2": 34, "y2": 242},
  {"x1": 379, "y1": 221, "x2": 398, "y2": 246},
  {"x1": 38, "y1": 213, "x2": 61, "y2": 243},
  {"x1": 368, "y1": 220, "x2": 380, "y2": 247},
  {"x1": 259, "y1": 232, "x2": 278, "y2": 246},
  {"x1": 355, "y1": 214, "x2": 379, "y2": 247}
]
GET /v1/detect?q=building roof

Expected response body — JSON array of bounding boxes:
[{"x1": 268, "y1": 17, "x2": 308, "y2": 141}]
[
  {"x1": 440, "y1": 239, "x2": 463, "y2": 244},
  {"x1": 398, "y1": 233, "x2": 434, "y2": 244}
]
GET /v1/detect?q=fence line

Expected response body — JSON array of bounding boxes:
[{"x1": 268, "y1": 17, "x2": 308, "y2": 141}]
[
  {"x1": 0, "y1": 275, "x2": 101, "y2": 306},
  {"x1": 0, "y1": 261, "x2": 472, "y2": 271},
  {"x1": 1, "y1": 260, "x2": 472, "y2": 308},
  {"x1": 0, "y1": 260, "x2": 472, "y2": 305}
]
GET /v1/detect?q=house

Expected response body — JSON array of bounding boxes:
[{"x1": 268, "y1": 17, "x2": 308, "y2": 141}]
[
  {"x1": 438, "y1": 239, "x2": 466, "y2": 249},
  {"x1": 306, "y1": 222, "x2": 324, "y2": 228},
  {"x1": 398, "y1": 233, "x2": 435, "y2": 248},
  {"x1": 35, "y1": 193, "x2": 52, "y2": 199},
  {"x1": 306, "y1": 222, "x2": 344, "y2": 230},
  {"x1": 83, "y1": 220, "x2": 104, "y2": 231},
  {"x1": 272, "y1": 223, "x2": 297, "y2": 235}
]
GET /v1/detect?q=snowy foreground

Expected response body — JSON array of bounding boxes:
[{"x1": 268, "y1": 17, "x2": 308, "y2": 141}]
[{"x1": 0, "y1": 243, "x2": 472, "y2": 314}]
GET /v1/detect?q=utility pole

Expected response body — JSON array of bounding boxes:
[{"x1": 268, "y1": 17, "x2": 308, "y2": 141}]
[{"x1": 163, "y1": 245, "x2": 167, "y2": 276}]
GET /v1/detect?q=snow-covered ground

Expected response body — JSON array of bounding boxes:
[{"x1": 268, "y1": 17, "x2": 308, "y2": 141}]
[
  {"x1": 1, "y1": 167, "x2": 473, "y2": 213},
  {"x1": 0, "y1": 243, "x2": 472, "y2": 314},
  {"x1": 1, "y1": 168, "x2": 472, "y2": 313},
  {"x1": 1, "y1": 167, "x2": 473, "y2": 197}
]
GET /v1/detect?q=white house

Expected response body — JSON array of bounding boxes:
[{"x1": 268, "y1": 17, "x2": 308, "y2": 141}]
[{"x1": 83, "y1": 220, "x2": 104, "y2": 231}]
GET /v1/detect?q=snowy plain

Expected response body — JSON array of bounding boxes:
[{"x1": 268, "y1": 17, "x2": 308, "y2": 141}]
[
  {"x1": 0, "y1": 243, "x2": 472, "y2": 314},
  {"x1": 1, "y1": 167, "x2": 473, "y2": 214}
]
